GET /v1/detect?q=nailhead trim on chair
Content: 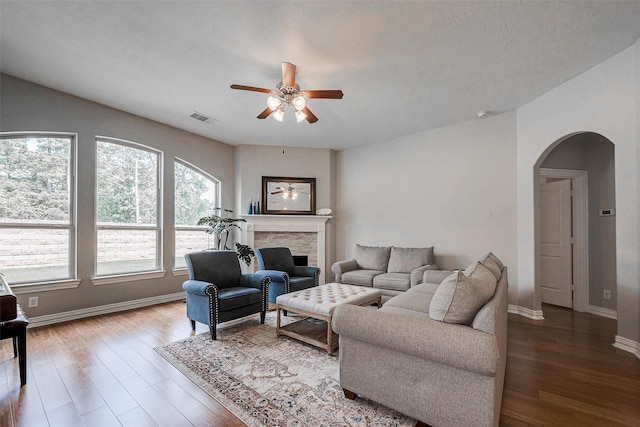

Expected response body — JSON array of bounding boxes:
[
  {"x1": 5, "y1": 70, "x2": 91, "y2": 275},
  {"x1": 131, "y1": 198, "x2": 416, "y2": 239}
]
[
  {"x1": 262, "y1": 277, "x2": 270, "y2": 311},
  {"x1": 205, "y1": 284, "x2": 219, "y2": 336},
  {"x1": 284, "y1": 273, "x2": 291, "y2": 294}
]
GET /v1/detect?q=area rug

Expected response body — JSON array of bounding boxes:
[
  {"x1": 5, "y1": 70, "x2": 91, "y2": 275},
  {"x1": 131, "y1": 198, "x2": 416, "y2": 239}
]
[{"x1": 155, "y1": 312, "x2": 416, "y2": 427}]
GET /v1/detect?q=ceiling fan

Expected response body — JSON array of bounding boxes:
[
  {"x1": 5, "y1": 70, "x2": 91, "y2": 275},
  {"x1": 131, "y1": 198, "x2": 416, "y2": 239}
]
[
  {"x1": 271, "y1": 184, "x2": 308, "y2": 199},
  {"x1": 230, "y1": 62, "x2": 343, "y2": 123}
]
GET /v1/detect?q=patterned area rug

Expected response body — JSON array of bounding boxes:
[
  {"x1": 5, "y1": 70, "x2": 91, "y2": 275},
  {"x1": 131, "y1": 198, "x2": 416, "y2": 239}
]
[{"x1": 155, "y1": 312, "x2": 416, "y2": 427}]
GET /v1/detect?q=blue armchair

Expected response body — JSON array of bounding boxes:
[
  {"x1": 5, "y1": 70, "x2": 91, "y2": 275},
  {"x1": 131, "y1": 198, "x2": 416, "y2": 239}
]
[
  {"x1": 254, "y1": 246, "x2": 320, "y2": 307},
  {"x1": 183, "y1": 250, "x2": 270, "y2": 340}
]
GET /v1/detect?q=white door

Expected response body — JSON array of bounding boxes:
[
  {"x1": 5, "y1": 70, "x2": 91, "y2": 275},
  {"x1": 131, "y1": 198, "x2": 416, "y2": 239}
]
[{"x1": 539, "y1": 179, "x2": 573, "y2": 308}]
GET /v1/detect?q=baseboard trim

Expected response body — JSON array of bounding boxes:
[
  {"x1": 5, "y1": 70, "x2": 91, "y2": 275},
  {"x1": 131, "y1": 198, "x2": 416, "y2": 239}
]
[
  {"x1": 508, "y1": 304, "x2": 545, "y2": 320},
  {"x1": 587, "y1": 305, "x2": 617, "y2": 319},
  {"x1": 613, "y1": 335, "x2": 640, "y2": 360},
  {"x1": 27, "y1": 292, "x2": 186, "y2": 328}
]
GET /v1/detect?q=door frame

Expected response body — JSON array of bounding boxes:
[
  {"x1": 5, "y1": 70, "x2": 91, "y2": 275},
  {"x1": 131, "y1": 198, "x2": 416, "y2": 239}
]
[{"x1": 538, "y1": 168, "x2": 589, "y2": 312}]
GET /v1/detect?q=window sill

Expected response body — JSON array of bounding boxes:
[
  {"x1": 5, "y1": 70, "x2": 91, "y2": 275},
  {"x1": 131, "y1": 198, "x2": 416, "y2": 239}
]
[
  {"x1": 91, "y1": 270, "x2": 166, "y2": 286},
  {"x1": 172, "y1": 268, "x2": 189, "y2": 276},
  {"x1": 11, "y1": 279, "x2": 82, "y2": 294}
]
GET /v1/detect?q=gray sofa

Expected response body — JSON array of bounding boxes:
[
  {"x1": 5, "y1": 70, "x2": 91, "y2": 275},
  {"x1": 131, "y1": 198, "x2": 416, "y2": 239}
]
[
  {"x1": 331, "y1": 244, "x2": 440, "y2": 302},
  {"x1": 332, "y1": 253, "x2": 508, "y2": 427}
]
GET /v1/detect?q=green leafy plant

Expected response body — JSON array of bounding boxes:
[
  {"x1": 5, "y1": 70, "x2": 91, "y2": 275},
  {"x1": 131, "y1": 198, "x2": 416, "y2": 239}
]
[
  {"x1": 197, "y1": 208, "x2": 247, "y2": 251},
  {"x1": 235, "y1": 243, "x2": 255, "y2": 267}
]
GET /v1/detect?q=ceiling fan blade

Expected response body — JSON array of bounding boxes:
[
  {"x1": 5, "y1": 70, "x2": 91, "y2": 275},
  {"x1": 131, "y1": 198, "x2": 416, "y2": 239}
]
[
  {"x1": 257, "y1": 107, "x2": 272, "y2": 119},
  {"x1": 230, "y1": 84, "x2": 272, "y2": 93},
  {"x1": 271, "y1": 190, "x2": 284, "y2": 194},
  {"x1": 302, "y1": 107, "x2": 318, "y2": 123},
  {"x1": 282, "y1": 62, "x2": 296, "y2": 87},
  {"x1": 304, "y1": 90, "x2": 344, "y2": 99}
]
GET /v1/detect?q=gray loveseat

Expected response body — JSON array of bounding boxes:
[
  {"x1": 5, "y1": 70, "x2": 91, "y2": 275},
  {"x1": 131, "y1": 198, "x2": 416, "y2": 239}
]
[
  {"x1": 332, "y1": 253, "x2": 508, "y2": 427},
  {"x1": 331, "y1": 244, "x2": 439, "y2": 302}
]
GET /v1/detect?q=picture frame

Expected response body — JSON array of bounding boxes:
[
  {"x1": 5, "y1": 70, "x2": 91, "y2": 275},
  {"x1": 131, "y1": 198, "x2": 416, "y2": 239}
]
[{"x1": 262, "y1": 176, "x2": 316, "y2": 215}]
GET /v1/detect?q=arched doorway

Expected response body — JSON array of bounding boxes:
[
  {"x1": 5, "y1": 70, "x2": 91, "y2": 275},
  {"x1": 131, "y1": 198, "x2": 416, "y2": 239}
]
[{"x1": 534, "y1": 132, "x2": 617, "y2": 319}]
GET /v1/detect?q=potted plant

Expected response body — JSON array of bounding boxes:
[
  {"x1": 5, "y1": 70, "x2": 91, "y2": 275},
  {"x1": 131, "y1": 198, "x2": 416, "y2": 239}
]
[{"x1": 198, "y1": 208, "x2": 254, "y2": 266}]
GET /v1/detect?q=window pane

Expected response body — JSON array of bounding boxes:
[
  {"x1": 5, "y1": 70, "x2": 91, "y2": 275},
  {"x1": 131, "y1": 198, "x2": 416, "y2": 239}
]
[
  {"x1": 174, "y1": 161, "x2": 218, "y2": 227},
  {"x1": 96, "y1": 229, "x2": 157, "y2": 275},
  {"x1": 175, "y1": 229, "x2": 213, "y2": 268},
  {"x1": 0, "y1": 227, "x2": 70, "y2": 283},
  {"x1": 97, "y1": 141, "x2": 157, "y2": 225},
  {"x1": 0, "y1": 137, "x2": 71, "y2": 224}
]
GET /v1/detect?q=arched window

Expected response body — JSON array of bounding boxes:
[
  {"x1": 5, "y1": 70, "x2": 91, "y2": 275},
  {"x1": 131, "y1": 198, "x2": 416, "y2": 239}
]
[
  {"x1": 174, "y1": 159, "x2": 220, "y2": 268},
  {"x1": 96, "y1": 137, "x2": 161, "y2": 276}
]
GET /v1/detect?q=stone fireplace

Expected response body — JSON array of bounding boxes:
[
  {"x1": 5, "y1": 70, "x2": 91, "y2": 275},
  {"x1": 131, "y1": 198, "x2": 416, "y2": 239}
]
[{"x1": 241, "y1": 215, "x2": 331, "y2": 284}]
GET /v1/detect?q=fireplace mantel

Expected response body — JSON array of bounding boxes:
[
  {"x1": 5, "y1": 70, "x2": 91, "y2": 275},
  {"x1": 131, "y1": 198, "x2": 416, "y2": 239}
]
[{"x1": 241, "y1": 215, "x2": 331, "y2": 283}]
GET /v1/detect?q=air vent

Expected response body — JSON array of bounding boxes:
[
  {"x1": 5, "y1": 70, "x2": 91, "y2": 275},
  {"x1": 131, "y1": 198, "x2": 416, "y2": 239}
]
[{"x1": 190, "y1": 111, "x2": 218, "y2": 124}]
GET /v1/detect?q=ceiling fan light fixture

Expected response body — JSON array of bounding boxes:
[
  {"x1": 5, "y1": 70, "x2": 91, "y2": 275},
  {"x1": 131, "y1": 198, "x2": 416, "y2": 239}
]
[
  {"x1": 292, "y1": 95, "x2": 306, "y2": 110},
  {"x1": 295, "y1": 110, "x2": 307, "y2": 123},
  {"x1": 267, "y1": 96, "x2": 282, "y2": 111},
  {"x1": 273, "y1": 107, "x2": 285, "y2": 122}
]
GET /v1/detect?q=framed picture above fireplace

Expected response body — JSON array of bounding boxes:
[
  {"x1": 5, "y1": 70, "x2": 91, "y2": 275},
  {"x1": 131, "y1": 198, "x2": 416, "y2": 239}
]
[{"x1": 262, "y1": 176, "x2": 316, "y2": 215}]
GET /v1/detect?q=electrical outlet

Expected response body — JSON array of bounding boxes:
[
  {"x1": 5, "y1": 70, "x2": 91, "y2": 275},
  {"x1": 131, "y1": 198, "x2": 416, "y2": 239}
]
[
  {"x1": 603, "y1": 290, "x2": 611, "y2": 300},
  {"x1": 28, "y1": 296, "x2": 39, "y2": 307}
]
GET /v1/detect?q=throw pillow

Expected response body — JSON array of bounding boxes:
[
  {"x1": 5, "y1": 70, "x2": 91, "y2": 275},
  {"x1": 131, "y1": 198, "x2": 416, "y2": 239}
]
[
  {"x1": 353, "y1": 244, "x2": 391, "y2": 271},
  {"x1": 387, "y1": 246, "x2": 435, "y2": 273},
  {"x1": 481, "y1": 255, "x2": 501, "y2": 280},
  {"x1": 429, "y1": 262, "x2": 497, "y2": 325},
  {"x1": 483, "y1": 252, "x2": 504, "y2": 271}
]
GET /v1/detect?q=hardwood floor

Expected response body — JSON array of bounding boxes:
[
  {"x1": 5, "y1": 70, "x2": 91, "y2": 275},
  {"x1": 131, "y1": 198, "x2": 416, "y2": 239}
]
[{"x1": 1, "y1": 302, "x2": 638, "y2": 426}]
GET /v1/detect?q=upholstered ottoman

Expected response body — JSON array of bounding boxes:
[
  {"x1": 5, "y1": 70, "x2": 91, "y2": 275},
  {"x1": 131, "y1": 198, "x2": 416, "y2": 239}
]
[{"x1": 276, "y1": 282, "x2": 381, "y2": 354}]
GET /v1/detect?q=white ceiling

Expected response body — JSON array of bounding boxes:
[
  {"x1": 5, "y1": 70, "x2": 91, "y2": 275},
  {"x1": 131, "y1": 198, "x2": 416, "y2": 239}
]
[{"x1": 2, "y1": 1, "x2": 640, "y2": 150}]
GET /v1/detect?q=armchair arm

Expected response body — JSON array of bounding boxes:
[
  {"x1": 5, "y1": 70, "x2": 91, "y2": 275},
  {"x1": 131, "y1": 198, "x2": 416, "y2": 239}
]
[
  {"x1": 410, "y1": 263, "x2": 440, "y2": 286},
  {"x1": 331, "y1": 259, "x2": 358, "y2": 283},
  {"x1": 331, "y1": 304, "x2": 499, "y2": 376},
  {"x1": 254, "y1": 269, "x2": 288, "y2": 283},
  {"x1": 182, "y1": 279, "x2": 216, "y2": 296},
  {"x1": 293, "y1": 266, "x2": 320, "y2": 281},
  {"x1": 239, "y1": 273, "x2": 271, "y2": 290}
]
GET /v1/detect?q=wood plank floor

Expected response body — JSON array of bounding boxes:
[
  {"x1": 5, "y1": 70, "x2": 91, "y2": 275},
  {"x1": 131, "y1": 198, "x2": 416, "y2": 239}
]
[{"x1": 1, "y1": 302, "x2": 638, "y2": 426}]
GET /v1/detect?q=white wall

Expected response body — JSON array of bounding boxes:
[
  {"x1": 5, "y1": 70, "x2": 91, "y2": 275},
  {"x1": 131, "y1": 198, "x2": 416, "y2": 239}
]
[
  {"x1": 335, "y1": 111, "x2": 518, "y2": 303},
  {"x1": 0, "y1": 74, "x2": 236, "y2": 317},
  {"x1": 516, "y1": 44, "x2": 639, "y2": 343}
]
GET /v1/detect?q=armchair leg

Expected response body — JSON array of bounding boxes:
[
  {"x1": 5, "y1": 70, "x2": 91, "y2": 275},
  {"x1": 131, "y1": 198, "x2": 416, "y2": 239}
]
[
  {"x1": 12, "y1": 336, "x2": 17, "y2": 358},
  {"x1": 260, "y1": 311, "x2": 266, "y2": 324},
  {"x1": 189, "y1": 319, "x2": 196, "y2": 331},
  {"x1": 343, "y1": 388, "x2": 357, "y2": 400},
  {"x1": 210, "y1": 325, "x2": 217, "y2": 340}
]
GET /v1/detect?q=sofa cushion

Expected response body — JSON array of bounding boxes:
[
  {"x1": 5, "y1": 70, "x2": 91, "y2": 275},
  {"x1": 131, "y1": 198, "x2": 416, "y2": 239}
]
[
  {"x1": 354, "y1": 244, "x2": 391, "y2": 271},
  {"x1": 384, "y1": 285, "x2": 434, "y2": 313},
  {"x1": 483, "y1": 252, "x2": 504, "y2": 271},
  {"x1": 429, "y1": 262, "x2": 497, "y2": 325},
  {"x1": 373, "y1": 272, "x2": 411, "y2": 291},
  {"x1": 387, "y1": 246, "x2": 434, "y2": 273},
  {"x1": 342, "y1": 270, "x2": 383, "y2": 287},
  {"x1": 481, "y1": 255, "x2": 501, "y2": 280}
]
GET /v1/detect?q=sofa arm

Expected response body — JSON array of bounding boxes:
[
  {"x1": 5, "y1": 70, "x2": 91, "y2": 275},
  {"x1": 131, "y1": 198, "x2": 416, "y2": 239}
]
[
  {"x1": 331, "y1": 304, "x2": 499, "y2": 376},
  {"x1": 422, "y1": 269, "x2": 454, "y2": 285},
  {"x1": 331, "y1": 259, "x2": 358, "y2": 282},
  {"x1": 410, "y1": 263, "x2": 440, "y2": 286}
]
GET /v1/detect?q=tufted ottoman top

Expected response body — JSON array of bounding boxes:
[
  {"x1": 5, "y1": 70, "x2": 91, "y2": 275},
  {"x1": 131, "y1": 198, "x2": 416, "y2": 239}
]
[{"x1": 276, "y1": 283, "x2": 381, "y2": 317}]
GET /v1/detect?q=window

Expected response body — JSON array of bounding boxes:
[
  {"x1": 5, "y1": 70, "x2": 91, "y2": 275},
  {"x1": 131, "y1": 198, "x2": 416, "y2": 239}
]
[
  {"x1": 0, "y1": 133, "x2": 76, "y2": 284},
  {"x1": 96, "y1": 137, "x2": 161, "y2": 276},
  {"x1": 174, "y1": 159, "x2": 219, "y2": 268}
]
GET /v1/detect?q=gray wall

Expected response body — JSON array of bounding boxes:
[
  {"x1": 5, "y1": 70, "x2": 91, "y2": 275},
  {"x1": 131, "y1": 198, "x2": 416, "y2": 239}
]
[
  {"x1": 0, "y1": 74, "x2": 235, "y2": 317},
  {"x1": 234, "y1": 144, "x2": 336, "y2": 274},
  {"x1": 541, "y1": 133, "x2": 617, "y2": 311},
  {"x1": 335, "y1": 111, "x2": 519, "y2": 303}
]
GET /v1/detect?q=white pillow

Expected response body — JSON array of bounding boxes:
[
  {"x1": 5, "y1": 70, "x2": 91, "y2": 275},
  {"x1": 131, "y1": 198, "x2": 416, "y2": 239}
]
[{"x1": 429, "y1": 262, "x2": 497, "y2": 325}]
